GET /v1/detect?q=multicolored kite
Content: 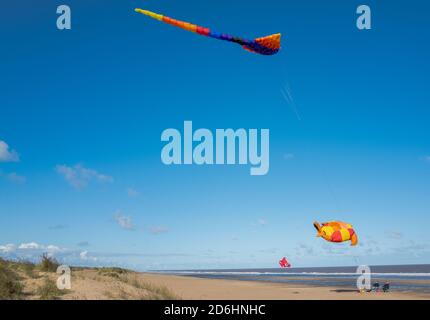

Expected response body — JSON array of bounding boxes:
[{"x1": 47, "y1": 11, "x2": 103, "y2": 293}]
[
  {"x1": 313, "y1": 221, "x2": 358, "y2": 246},
  {"x1": 135, "y1": 9, "x2": 281, "y2": 55}
]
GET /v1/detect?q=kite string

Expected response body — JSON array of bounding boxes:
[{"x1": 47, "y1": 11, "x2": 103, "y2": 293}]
[{"x1": 279, "y1": 69, "x2": 361, "y2": 269}]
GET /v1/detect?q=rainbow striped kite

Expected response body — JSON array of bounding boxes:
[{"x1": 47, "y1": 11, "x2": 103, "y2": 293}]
[{"x1": 135, "y1": 9, "x2": 281, "y2": 55}]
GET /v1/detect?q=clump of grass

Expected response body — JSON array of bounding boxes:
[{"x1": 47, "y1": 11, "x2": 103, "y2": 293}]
[
  {"x1": 121, "y1": 275, "x2": 180, "y2": 300},
  {"x1": 38, "y1": 253, "x2": 59, "y2": 273},
  {"x1": 98, "y1": 267, "x2": 129, "y2": 278},
  {"x1": 0, "y1": 258, "x2": 23, "y2": 300},
  {"x1": 139, "y1": 282, "x2": 180, "y2": 300},
  {"x1": 36, "y1": 278, "x2": 65, "y2": 300},
  {"x1": 19, "y1": 260, "x2": 38, "y2": 278}
]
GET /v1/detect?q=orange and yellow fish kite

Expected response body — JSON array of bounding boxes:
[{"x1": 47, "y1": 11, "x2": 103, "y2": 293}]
[{"x1": 313, "y1": 221, "x2": 358, "y2": 246}]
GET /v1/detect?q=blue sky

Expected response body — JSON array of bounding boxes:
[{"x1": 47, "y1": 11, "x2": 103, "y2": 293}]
[{"x1": 1, "y1": 0, "x2": 430, "y2": 270}]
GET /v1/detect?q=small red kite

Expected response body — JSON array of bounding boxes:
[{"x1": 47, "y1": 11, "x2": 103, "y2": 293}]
[{"x1": 279, "y1": 257, "x2": 291, "y2": 268}]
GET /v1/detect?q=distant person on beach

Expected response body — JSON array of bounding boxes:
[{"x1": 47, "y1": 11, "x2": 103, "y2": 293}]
[
  {"x1": 382, "y1": 282, "x2": 390, "y2": 292},
  {"x1": 372, "y1": 282, "x2": 380, "y2": 292}
]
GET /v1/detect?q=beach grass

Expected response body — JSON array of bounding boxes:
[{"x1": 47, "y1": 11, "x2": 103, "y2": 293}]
[
  {"x1": 36, "y1": 277, "x2": 66, "y2": 300},
  {"x1": 37, "y1": 253, "x2": 59, "y2": 273},
  {"x1": 0, "y1": 258, "x2": 24, "y2": 300},
  {"x1": 120, "y1": 274, "x2": 181, "y2": 300}
]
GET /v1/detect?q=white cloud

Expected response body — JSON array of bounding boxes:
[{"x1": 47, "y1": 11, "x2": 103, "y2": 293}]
[
  {"x1": 55, "y1": 164, "x2": 113, "y2": 189},
  {"x1": 385, "y1": 231, "x2": 403, "y2": 240},
  {"x1": 283, "y1": 153, "x2": 295, "y2": 160},
  {"x1": 79, "y1": 250, "x2": 98, "y2": 261},
  {"x1": 17, "y1": 242, "x2": 60, "y2": 252},
  {"x1": 114, "y1": 212, "x2": 135, "y2": 230},
  {"x1": 6, "y1": 172, "x2": 26, "y2": 184},
  {"x1": 150, "y1": 226, "x2": 169, "y2": 235},
  {"x1": 257, "y1": 219, "x2": 267, "y2": 226},
  {"x1": 393, "y1": 240, "x2": 430, "y2": 256},
  {"x1": 250, "y1": 219, "x2": 268, "y2": 227},
  {"x1": 79, "y1": 251, "x2": 88, "y2": 259},
  {"x1": 0, "y1": 140, "x2": 19, "y2": 162},
  {"x1": 0, "y1": 242, "x2": 98, "y2": 265},
  {"x1": 18, "y1": 242, "x2": 42, "y2": 250},
  {"x1": 46, "y1": 245, "x2": 61, "y2": 252},
  {"x1": 0, "y1": 244, "x2": 16, "y2": 253},
  {"x1": 127, "y1": 188, "x2": 139, "y2": 197},
  {"x1": 424, "y1": 156, "x2": 430, "y2": 162}
]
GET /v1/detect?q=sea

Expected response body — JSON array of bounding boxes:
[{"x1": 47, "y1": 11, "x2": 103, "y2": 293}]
[{"x1": 156, "y1": 265, "x2": 430, "y2": 293}]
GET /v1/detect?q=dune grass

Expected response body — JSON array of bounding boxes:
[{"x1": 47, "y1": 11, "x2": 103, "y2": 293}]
[
  {"x1": 120, "y1": 274, "x2": 180, "y2": 300},
  {"x1": 0, "y1": 258, "x2": 23, "y2": 300},
  {"x1": 139, "y1": 282, "x2": 180, "y2": 300},
  {"x1": 37, "y1": 253, "x2": 59, "y2": 273},
  {"x1": 97, "y1": 267, "x2": 129, "y2": 278},
  {"x1": 19, "y1": 260, "x2": 38, "y2": 279},
  {"x1": 36, "y1": 277, "x2": 65, "y2": 300}
]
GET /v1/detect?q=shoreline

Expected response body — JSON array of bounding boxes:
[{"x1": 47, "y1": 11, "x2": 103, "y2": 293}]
[{"x1": 141, "y1": 273, "x2": 430, "y2": 300}]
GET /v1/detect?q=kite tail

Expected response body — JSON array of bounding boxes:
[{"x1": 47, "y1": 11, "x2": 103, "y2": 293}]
[
  {"x1": 135, "y1": 8, "x2": 281, "y2": 55},
  {"x1": 135, "y1": 9, "x2": 211, "y2": 36}
]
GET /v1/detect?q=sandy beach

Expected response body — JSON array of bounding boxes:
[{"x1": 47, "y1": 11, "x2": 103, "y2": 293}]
[
  {"x1": 139, "y1": 273, "x2": 430, "y2": 300},
  {"x1": 3, "y1": 258, "x2": 429, "y2": 300}
]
